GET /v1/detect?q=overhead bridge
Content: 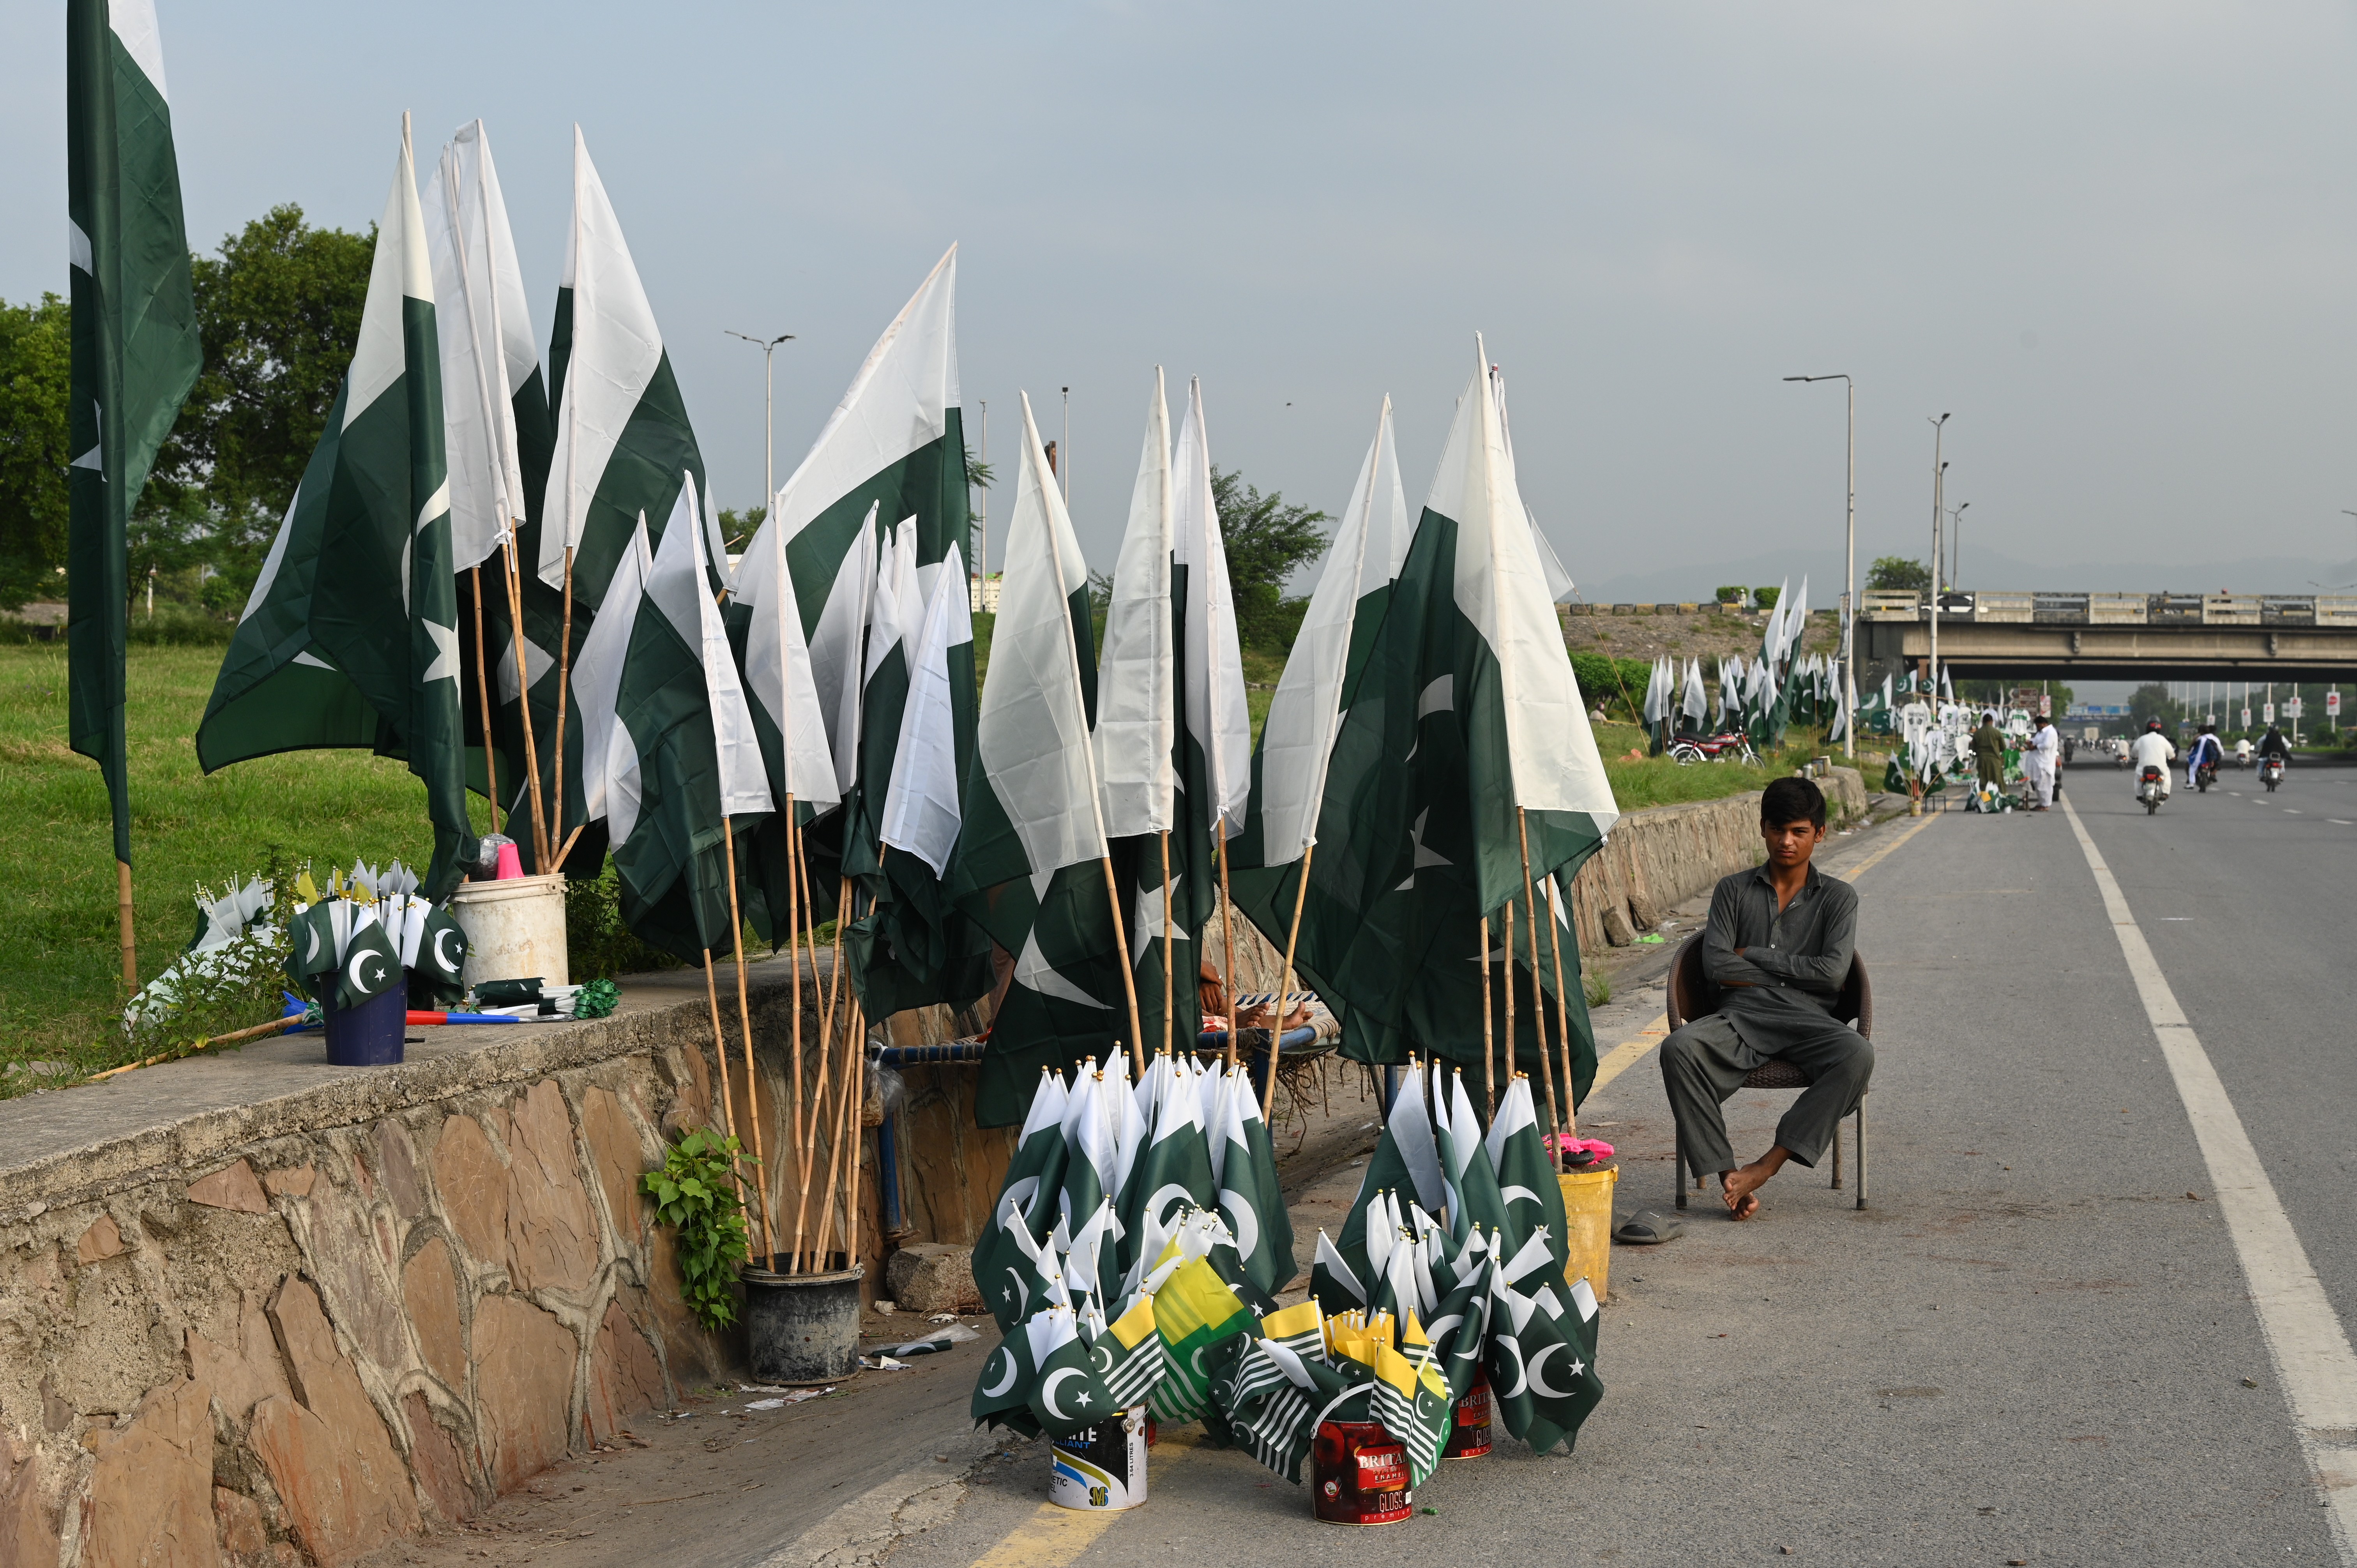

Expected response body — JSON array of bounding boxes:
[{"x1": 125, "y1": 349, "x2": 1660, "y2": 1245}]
[{"x1": 1856, "y1": 591, "x2": 2357, "y2": 681}]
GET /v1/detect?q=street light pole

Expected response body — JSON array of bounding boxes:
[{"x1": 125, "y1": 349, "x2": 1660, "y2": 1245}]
[
  {"x1": 725, "y1": 330, "x2": 796, "y2": 523},
  {"x1": 1928, "y1": 414, "x2": 1951, "y2": 698},
  {"x1": 1785, "y1": 374, "x2": 1855, "y2": 757},
  {"x1": 1950, "y1": 501, "x2": 1968, "y2": 587}
]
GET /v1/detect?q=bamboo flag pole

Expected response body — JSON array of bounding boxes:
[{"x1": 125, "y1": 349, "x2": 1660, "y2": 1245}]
[
  {"x1": 1098, "y1": 856, "x2": 1145, "y2": 1082},
  {"x1": 1479, "y1": 913, "x2": 1495, "y2": 1119},
  {"x1": 470, "y1": 566, "x2": 500, "y2": 840},
  {"x1": 781, "y1": 800, "x2": 803, "y2": 1270},
  {"x1": 1497, "y1": 897, "x2": 1515, "y2": 1120},
  {"x1": 1545, "y1": 884, "x2": 1577, "y2": 1144},
  {"x1": 552, "y1": 547, "x2": 576, "y2": 859},
  {"x1": 721, "y1": 818, "x2": 776, "y2": 1266},
  {"x1": 499, "y1": 526, "x2": 549, "y2": 868},
  {"x1": 844, "y1": 987, "x2": 867, "y2": 1277},
  {"x1": 1159, "y1": 830, "x2": 1173, "y2": 1056},
  {"x1": 118, "y1": 863, "x2": 136, "y2": 990},
  {"x1": 1516, "y1": 811, "x2": 1560, "y2": 1172},
  {"x1": 793, "y1": 881, "x2": 854, "y2": 1271},
  {"x1": 701, "y1": 950, "x2": 748, "y2": 1222},
  {"x1": 813, "y1": 991, "x2": 865, "y2": 1273},
  {"x1": 1216, "y1": 826, "x2": 1239, "y2": 1069},
  {"x1": 1264, "y1": 843, "x2": 1313, "y2": 1120}
]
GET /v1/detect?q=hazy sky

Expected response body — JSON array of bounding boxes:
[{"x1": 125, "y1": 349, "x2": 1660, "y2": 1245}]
[{"x1": 7, "y1": 2, "x2": 2357, "y2": 588}]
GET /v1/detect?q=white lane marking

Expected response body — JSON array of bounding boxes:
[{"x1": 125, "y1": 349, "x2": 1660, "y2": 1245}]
[
  {"x1": 2331, "y1": 820, "x2": 2352, "y2": 827},
  {"x1": 2060, "y1": 796, "x2": 2357, "y2": 1564},
  {"x1": 2285, "y1": 809, "x2": 2303, "y2": 815}
]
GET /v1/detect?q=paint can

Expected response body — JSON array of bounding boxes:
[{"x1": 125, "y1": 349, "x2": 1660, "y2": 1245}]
[
  {"x1": 1049, "y1": 1405, "x2": 1147, "y2": 1511},
  {"x1": 322, "y1": 974, "x2": 406, "y2": 1067},
  {"x1": 1311, "y1": 1420, "x2": 1413, "y2": 1525},
  {"x1": 1441, "y1": 1372, "x2": 1493, "y2": 1460}
]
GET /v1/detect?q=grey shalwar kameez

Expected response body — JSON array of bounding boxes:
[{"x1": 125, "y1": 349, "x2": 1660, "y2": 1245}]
[{"x1": 1660, "y1": 861, "x2": 1873, "y2": 1180}]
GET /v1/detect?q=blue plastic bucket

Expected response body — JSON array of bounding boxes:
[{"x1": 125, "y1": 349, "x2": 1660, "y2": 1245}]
[{"x1": 322, "y1": 975, "x2": 407, "y2": 1067}]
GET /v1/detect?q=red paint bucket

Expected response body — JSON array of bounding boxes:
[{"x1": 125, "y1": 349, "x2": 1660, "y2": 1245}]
[
  {"x1": 1311, "y1": 1420, "x2": 1412, "y2": 1526},
  {"x1": 1441, "y1": 1372, "x2": 1493, "y2": 1459}
]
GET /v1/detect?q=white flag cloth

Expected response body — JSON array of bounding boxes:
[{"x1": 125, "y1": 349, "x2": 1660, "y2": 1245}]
[
  {"x1": 738, "y1": 482, "x2": 842, "y2": 814},
  {"x1": 657, "y1": 473, "x2": 773, "y2": 822},
  {"x1": 1780, "y1": 576, "x2": 1809, "y2": 674},
  {"x1": 1095, "y1": 369, "x2": 1178, "y2": 837},
  {"x1": 1172, "y1": 378, "x2": 1252, "y2": 836},
  {"x1": 881, "y1": 543, "x2": 972, "y2": 874},
  {"x1": 421, "y1": 120, "x2": 534, "y2": 572},
  {"x1": 1254, "y1": 395, "x2": 1410, "y2": 865},
  {"x1": 973, "y1": 394, "x2": 1108, "y2": 875},
  {"x1": 537, "y1": 127, "x2": 663, "y2": 591},
  {"x1": 571, "y1": 517, "x2": 653, "y2": 836}
]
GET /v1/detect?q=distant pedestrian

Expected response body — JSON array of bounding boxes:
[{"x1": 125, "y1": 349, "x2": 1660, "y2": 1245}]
[
  {"x1": 2022, "y1": 713, "x2": 2059, "y2": 811},
  {"x1": 1970, "y1": 712, "x2": 2006, "y2": 793}
]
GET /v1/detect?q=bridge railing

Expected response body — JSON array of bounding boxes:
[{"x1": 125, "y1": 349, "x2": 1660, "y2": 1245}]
[{"x1": 1858, "y1": 591, "x2": 2357, "y2": 627}]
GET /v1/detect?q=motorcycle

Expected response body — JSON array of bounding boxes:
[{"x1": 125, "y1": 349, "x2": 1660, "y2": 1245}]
[
  {"x1": 2140, "y1": 765, "x2": 2167, "y2": 815},
  {"x1": 2262, "y1": 756, "x2": 2286, "y2": 792},
  {"x1": 2196, "y1": 759, "x2": 2218, "y2": 793}
]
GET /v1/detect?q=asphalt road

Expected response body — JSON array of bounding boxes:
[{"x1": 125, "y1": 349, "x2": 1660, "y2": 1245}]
[{"x1": 880, "y1": 773, "x2": 2357, "y2": 1568}]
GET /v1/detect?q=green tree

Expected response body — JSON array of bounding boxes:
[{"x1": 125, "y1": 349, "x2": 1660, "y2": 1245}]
[
  {"x1": 0, "y1": 293, "x2": 72, "y2": 609},
  {"x1": 1868, "y1": 556, "x2": 1931, "y2": 592},
  {"x1": 1210, "y1": 466, "x2": 1328, "y2": 649},
  {"x1": 154, "y1": 205, "x2": 376, "y2": 583},
  {"x1": 717, "y1": 505, "x2": 764, "y2": 552},
  {"x1": 2128, "y1": 682, "x2": 2172, "y2": 731}
]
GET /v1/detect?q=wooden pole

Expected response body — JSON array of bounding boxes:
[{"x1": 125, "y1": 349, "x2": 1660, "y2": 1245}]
[
  {"x1": 1539, "y1": 865, "x2": 1578, "y2": 1144},
  {"x1": 813, "y1": 992, "x2": 864, "y2": 1273},
  {"x1": 500, "y1": 526, "x2": 550, "y2": 867},
  {"x1": 90, "y1": 1012, "x2": 301, "y2": 1081},
  {"x1": 1216, "y1": 826, "x2": 1239, "y2": 1069},
  {"x1": 1478, "y1": 912, "x2": 1494, "y2": 1121},
  {"x1": 1516, "y1": 810, "x2": 1560, "y2": 1172},
  {"x1": 793, "y1": 881, "x2": 853, "y2": 1271},
  {"x1": 782, "y1": 802, "x2": 804, "y2": 1273},
  {"x1": 1265, "y1": 843, "x2": 1313, "y2": 1120},
  {"x1": 721, "y1": 818, "x2": 776, "y2": 1266},
  {"x1": 552, "y1": 546, "x2": 576, "y2": 862},
  {"x1": 845, "y1": 991, "x2": 866, "y2": 1278},
  {"x1": 1159, "y1": 830, "x2": 1173, "y2": 1056},
  {"x1": 1498, "y1": 897, "x2": 1514, "y2": 1120},
  {"x1": 470, "y1": 566, "x2": 500, "y2": 841},
  {"x1": 701, "y1": 950, "x2": 748, "y2": 1222},
  {"x1": 1098, "y1": 856, "x2": 1145, "y2": 1082},
  {"x1": 117, "y1": 861, "x2": 136, "y2": 991}
]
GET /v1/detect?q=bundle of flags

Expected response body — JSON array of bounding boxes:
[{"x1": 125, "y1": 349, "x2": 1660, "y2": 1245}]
[
  {"x1": 971, "y1": 1050, "x2": 1293, "y2": 1437},
  {"x1": 282, "y1": 860, "x2": 469, "y2": 1010}
]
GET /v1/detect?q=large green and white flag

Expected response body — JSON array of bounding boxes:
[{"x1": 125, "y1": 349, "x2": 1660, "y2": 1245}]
[
  {"x1": 570, "y1": 474, "x2": 772, "y2": 957},
  {"x1": 420, "y1": 120, "x2": 556, "y2": 846},
  {"x1": 879, "y1": 544, "x2": 970, "y2": 874},
  {"x1": 737, "y1": 248, "x2": 980, "y2": 1008},
  {"x1": 1168, "y1": 379, "x2": 1251, "y2": 985},
  {"x1": 950, "y1": 396, "x2": 1131, "y2": 1124},
  {"x1": 199, "y1": 120, "x2": 478, "y2": 896},
  {"x1": 67, "y1": 0, "x2": 201, "y2": 873},
  {"x1": 1235, "y1": 341, "x2": 1618, "y2": 1091}
]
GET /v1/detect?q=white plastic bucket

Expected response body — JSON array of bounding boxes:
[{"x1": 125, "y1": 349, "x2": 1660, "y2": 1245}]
[
  {"x1": 1049, "y1": 1406, "x2": 1147, "y2": 1511},
  {"x1": 447, "y1": 874, "x2": 569, "y2": 991}
]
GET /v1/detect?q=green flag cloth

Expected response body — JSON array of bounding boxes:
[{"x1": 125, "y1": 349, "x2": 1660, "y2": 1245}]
[
  {"x1": 1486, "y1": 1076, "x2": 1571, "y2": 1279},
  {"x1": 970, "y1": 1324, "x2": 1039, "y2": 1438},
  {"x1": 1145, "y1": 1255, "x2": 1252, "y2": 1426},
  {"x1": 336, "y1": 915, "x2": 401, "y2": 1011},
  {"x1": 1487, "y1": 1271, "x2": 1603, "y2": 1456},
  {"x1": 66, "y1": 0, "x2": 201, "y2": 867},
  {"x1": 1211, "y1": 1071, "x2": 1295, "y2": 1302},
  {"x1": 414, "y1": 902, "x2": 469, "y2": 997},
  {"x1": 1233, "y1": 345, "x2": 1616, "y2": 1092},
  {"x1": 974, "y1": 1069, "x2": 1071, "y2": 1333},
  {"x1": 197, "y1": 122, "x2": 477, "y2": 897}
]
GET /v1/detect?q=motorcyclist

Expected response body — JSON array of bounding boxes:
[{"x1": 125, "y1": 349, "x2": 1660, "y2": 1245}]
[
  {"x1": 2185, "y1": 723, "x2": 2224, "y2": 789},
  {"x1": 2256, "y1": 723, "x2": 2292, "y2": 765},
  {"x1": 2235, "y1": 735, "x2": 2253, "y2": 767},
  {"x1": 2129, "y1": 718, "x2": 2177, "y2": 800}
]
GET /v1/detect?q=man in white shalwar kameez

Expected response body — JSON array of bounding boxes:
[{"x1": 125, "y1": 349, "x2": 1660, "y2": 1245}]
[{"x1": 2021, "y1": 713, "x2": 2059, "y2": 812}]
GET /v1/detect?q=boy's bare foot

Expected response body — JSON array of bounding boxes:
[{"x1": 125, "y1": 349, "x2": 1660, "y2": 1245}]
[{"x1": 1720, "y1": 1146, "x2": 1793, "y2": 1220}]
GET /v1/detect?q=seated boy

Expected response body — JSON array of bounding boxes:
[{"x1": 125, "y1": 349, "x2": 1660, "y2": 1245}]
[{"x1": 1658, "y1": 776, "x2": 1873, "y2": 1220}]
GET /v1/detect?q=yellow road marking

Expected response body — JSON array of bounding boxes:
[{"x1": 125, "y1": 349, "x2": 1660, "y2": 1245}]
[
  {"x1": 967, "y1": 1502, "x2": 1122, "y2": 1568},
  {"x1": 1587, "y1": 810, "x2": 1938, "y2": 1099}
]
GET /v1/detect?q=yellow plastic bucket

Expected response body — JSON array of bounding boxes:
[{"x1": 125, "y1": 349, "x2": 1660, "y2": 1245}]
[{"x1": 1558, "y1": 1165, "x2": 1619, "y2": 1303}]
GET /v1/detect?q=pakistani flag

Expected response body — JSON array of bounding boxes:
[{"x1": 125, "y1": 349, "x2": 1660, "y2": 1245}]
[
  {"x1": 199, "y1": 120, "x2": 478, "y2": 897},
  {"x1": 970, "y1": 1326, "x2": 1039, "y2": 1437},
  {"x1": 1212, "y1": 1069, "x2": 1295, "y2": 1301},
  {"x1": 736, "y1": 247, "x2": 981, "y2": 1013},
  {"x1": 67, "y1": 0, "x2": 202, "y2": 878},
  {"x1": 1486, "y1": 1075, "x2": 1570, "y2": 1277},
  {"x1": 975, "y1": 1068, "x2": 1071, "y2": 1332},
  {"x1": 336, "y1": 913, "x2": 401, "y2": 1012},
  {"x1": 569, "y1": 475, "x2": 772, "y2": 959},
  {"x1": 1680, "y1": 658, "x2": 1709, "y2": 736},
  {"x1": 1120, "y1": 1055, "x2": 1217, "y2": 1250},
  {"x1": 949, "y1": 396, "x2": 1135, "y2": 1126},
  {"x1": 1487, "y1": 1270, "x2": 1602, "y2": 1455}
]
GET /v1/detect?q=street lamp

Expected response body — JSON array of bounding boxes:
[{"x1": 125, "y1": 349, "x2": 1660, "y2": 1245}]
[
  {"x1": 1785, "y1": 374, "x2": 1855, "y2": 757},
  {"x1": 1928, "y1": 415, "x2": 1951, "y2": 696},
  {"x1": 725, "y1": 330, "x2": 796, "y2": 526},
  {"x1": 1949, "y1": 501, "x2": 1968, "y2": 588}
]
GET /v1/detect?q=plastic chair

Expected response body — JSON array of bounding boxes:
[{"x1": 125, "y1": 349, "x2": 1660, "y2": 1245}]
[{"x1": 1663, "y1": 932, "x2": 1871, "y2": 1211}]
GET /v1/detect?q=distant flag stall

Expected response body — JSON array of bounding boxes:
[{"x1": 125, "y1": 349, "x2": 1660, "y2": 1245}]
[{"x1": 67, "y1": 0, "x2": 203, "y2": 985}]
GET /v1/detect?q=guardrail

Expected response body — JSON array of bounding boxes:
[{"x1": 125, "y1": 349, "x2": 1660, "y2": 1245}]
[{"x1": 1860, "y1": 592, "x2": 2357, "y2": 627}]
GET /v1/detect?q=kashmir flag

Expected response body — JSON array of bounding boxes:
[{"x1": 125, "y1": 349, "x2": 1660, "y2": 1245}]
[
  {"x1": 1095, "y1": 1294, "x2": 1167, "y2": 1412},
  {"x1": 66, "y1": 0, "x2": 202, "y2": 880},
  {"x1": 1145, "y1": 1254, "x2": 1252, "y2": 1425},
  {"x1": 198, "y1": 120, "x2": 478, "y2": 897},
  {"x1": 568, "y1": 475, "x2": 772, "y2": 959},
  {"x1": 1370, "y1": 1322, "x2": 1453, "y2": 1485},
  {"x1": 420, "y1": 120, "x2": 559, "y2": 855},
  {"x1": 736, "y1": 247, "x2": 980, "y2": 1013},
  {"x1": 949, "y1": 396, "x2": 1135, "y2": 1125},
  {"x1": 1246, "y1": 344, "x2": 1617, "y2": 1093}
]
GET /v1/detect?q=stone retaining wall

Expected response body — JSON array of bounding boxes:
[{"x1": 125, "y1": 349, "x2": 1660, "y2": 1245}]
[{"x1": 1567, "y1": 767, "x2": 1868, "y2": 952}]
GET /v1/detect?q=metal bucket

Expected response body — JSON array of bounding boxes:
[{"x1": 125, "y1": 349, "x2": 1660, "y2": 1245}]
[
  {"x1": 447, "y1": 873, "x2": 568, "y2": 991},
  {"x1": 1311, "y1": 1420, "x2": 1413, "y2": 1526},
  {"x1": 742, "y1": 1264, "x2": 863, "y2": 1385},
  {"x1": 322, "y1": 975, "x2": 406, "y2": 1067},
  {"x1": 1049, "y1": 1406, "x2": 1147, "y2": 1511},
  {"x1": 1441, "y1": 1372, "x2": 1493, "y2": 1460}
]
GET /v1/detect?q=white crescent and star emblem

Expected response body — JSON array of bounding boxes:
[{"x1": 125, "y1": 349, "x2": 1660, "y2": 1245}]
[
  {"x1": 432, "y1": 926, "x2": 465, "y2": 975},
  {"x1": 1218, "y1": 1189, "x2": 1259, "y2": 1264},
  {"x1": 1090, "y1": 1343, "x2": 1115, "y2": 1376},
  {"x1": 1525, "y1": 1344, "x2": 1578, "y2": 1401},
  {"x1": 1039, "y1": 1367, "x2": 1088, "y2": 1423},
  {"x1": 978, "y1": 1347, "x2": 1019, "y2": 1400},
  {"x1": 1493, "y1": 1337, "x2": 1529, "y2": 1398},
  {"x1": 1145, "y1": 1182, "x2": 1193, "y2": 1229},
  {"x1": 346, "y1": 948, "x2": 389, "y2": 997}
]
